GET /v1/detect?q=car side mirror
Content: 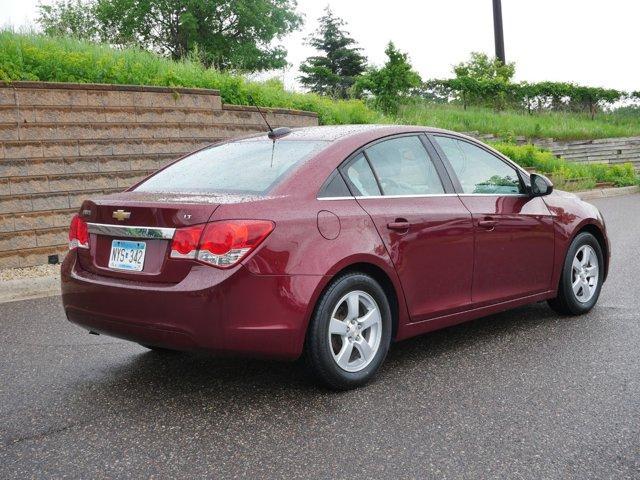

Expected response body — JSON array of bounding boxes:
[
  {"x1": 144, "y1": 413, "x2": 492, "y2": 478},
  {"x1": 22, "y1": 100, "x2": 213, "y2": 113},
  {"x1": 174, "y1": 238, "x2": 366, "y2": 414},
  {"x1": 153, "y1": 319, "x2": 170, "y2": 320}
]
[{"x1": 529, "y1": 173, "x2": 553, "y2": 197}]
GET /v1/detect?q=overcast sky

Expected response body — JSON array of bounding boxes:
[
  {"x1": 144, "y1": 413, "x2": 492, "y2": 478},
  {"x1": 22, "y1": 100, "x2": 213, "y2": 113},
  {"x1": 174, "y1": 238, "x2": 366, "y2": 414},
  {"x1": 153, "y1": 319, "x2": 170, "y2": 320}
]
[{"x1": 3, "y1": 0, "x2": 639, "y2": 92}]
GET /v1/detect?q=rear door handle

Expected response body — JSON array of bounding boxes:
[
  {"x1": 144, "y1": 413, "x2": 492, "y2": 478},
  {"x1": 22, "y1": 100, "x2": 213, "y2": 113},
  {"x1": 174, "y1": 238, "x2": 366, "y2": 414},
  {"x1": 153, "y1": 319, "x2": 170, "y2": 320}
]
[
  {"x1": 387, "y1": 220, "x2": 411, "y2": 231},
  {"x1": 478, "y1": 219, "x2": 498, "y2": 229}
]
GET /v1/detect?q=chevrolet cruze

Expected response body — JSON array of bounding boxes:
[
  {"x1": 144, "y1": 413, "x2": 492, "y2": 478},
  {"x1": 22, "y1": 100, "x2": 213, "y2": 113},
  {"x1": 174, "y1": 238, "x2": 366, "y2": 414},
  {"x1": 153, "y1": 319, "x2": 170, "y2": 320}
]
[{"x1": 61, "y1": 125, "x2": 610, "y2": 389}]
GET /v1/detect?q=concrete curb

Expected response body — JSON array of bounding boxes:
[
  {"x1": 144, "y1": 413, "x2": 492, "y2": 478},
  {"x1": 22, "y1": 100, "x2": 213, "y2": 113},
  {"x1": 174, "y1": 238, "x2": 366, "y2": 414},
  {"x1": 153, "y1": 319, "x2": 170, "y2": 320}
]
[
  {"x1": 575, "y1": 185, "x2": 639, "y2": 200},
  {"x1": 0, "y1": 275, "x2": 60, "y2": 304}
]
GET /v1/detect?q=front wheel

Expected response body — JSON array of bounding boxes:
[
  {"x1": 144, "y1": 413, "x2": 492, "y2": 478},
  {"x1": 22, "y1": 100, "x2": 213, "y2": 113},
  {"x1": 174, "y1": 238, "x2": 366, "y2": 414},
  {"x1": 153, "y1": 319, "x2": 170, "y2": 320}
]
[
  {"x1": 548, "y1": 232, "x2": 604, "y2": 315},
  {"x1": 305, "y1": 273, "x2": 392, "y2": 390}
]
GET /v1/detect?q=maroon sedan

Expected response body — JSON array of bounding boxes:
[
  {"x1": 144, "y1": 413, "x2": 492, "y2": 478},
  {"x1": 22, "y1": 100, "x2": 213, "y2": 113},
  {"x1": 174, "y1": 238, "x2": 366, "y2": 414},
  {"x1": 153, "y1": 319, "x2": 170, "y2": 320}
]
[{"x1": 62, "y1": 125, "x2": 609, "y2": 389}]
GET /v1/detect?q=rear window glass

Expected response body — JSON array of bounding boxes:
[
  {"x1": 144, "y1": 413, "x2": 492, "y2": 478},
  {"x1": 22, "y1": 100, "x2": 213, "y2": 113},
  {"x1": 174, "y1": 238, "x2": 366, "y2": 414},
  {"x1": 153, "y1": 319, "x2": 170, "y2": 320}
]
[{"x1": 136, "y1": 140, "x2": 328, "y2": 194}]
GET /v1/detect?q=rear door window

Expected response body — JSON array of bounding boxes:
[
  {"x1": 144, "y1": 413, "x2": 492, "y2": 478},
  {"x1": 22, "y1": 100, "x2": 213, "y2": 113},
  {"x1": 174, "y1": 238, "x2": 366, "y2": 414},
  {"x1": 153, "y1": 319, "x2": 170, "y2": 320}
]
[
  {"x1": 136, "y1": 139, "x2": 328, "y2": 195},
  {"x1": 365, "y1": 136, "x2": 445, "y2": 195}
]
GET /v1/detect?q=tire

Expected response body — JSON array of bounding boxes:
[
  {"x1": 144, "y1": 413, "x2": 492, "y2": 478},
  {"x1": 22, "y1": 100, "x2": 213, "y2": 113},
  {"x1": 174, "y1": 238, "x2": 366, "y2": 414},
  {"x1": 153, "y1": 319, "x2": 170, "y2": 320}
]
[
  {"x1": 548, "y1": 232, "x2": 604, "y2": 316},
  {"x1": 305, "y1": 272, "x2": 392, "y2": 390}
]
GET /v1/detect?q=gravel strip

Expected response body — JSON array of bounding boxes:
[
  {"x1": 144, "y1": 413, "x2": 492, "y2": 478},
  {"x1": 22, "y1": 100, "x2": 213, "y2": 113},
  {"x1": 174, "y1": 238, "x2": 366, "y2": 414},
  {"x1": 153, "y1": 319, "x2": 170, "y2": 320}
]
[{"x1": 0, "y1": 264, "x2": 61, "y2": 282}]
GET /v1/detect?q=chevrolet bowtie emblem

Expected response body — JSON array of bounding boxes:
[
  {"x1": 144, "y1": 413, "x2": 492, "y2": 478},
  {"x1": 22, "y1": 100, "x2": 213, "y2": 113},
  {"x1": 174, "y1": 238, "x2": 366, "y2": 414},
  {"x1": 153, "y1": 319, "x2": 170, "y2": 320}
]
[{"x1": 112, "y1": 209, "x2": 131, "y2": 221}]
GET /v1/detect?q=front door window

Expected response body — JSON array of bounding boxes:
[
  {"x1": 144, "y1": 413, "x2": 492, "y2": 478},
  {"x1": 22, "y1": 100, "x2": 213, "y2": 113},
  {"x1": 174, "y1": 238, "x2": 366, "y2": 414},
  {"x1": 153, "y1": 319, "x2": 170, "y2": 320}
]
[{"x1": 433, "y1": 136, "x2": 522, "y2": 195}]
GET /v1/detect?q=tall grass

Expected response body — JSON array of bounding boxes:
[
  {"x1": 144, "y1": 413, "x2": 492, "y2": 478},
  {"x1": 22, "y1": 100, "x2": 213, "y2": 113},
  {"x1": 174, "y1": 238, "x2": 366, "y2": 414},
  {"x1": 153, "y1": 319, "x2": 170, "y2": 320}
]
[
  {"x1": 398, "y1": 102, "x2": 640, "y2": 141},
  {"x1": 0, "y1": 31, "x2": 383, "y2": 125}
]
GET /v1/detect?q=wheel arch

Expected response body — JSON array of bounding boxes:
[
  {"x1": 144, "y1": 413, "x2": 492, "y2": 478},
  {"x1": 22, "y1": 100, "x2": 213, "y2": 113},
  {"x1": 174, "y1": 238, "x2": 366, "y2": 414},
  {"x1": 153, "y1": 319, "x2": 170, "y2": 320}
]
[
  {"x1": 575, "y1": 222, "x2": 609, "y2": 281},
  {"x1": 303, "y1": 258, "x2": 408, "y2": 347},
  {"x1": 336, "y1": 262, "x2": 401, "y2": 340}
]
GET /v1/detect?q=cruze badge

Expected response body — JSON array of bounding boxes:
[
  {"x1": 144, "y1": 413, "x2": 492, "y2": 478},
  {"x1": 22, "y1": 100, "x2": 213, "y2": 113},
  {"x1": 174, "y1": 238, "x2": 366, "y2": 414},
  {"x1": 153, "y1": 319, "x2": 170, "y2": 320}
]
[{"x1": 112, "y1": 210, "x2": 131, "y2": 221}]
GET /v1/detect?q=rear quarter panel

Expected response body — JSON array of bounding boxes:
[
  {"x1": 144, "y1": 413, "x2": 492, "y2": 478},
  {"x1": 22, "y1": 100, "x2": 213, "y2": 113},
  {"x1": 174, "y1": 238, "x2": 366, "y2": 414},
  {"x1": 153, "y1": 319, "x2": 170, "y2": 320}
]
[{"x1": 211, "y1": 195, "x2": 411, "y2": 342}]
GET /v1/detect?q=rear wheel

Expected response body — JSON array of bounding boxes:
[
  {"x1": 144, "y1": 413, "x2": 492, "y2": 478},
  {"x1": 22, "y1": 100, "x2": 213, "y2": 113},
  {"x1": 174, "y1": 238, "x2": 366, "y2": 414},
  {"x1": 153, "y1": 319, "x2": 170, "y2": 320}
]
[
  {"x1": 305, "y1": 273, "x2": 392, "y2": 390},
  {"x1": 548, "y1": 232, "x2": 604, "y2": 315}
]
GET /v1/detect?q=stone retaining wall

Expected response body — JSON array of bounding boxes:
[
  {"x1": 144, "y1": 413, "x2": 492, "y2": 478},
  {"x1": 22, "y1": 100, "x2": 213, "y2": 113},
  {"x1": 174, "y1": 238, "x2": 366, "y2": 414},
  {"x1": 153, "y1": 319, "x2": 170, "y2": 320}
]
[
  {"x1": 473, "y1": 133, "x2": 640, "y2": 169},
  {"x1": 534, "y1": 136, "x2": 640, "y2": 168},
  {"x1": 0, "y1": 82, "x2": 318, "y2": 268}
]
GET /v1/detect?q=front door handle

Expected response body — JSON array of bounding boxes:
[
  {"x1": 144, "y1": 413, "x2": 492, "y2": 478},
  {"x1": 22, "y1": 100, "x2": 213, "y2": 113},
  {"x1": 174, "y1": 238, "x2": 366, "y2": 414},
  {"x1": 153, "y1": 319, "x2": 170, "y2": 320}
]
[
  {"x1": 478, "y1": 219, "x2": 498, "y2": 230},
  {"x1": 387, "y1": 220, "x2": 411, "y2": 231}
]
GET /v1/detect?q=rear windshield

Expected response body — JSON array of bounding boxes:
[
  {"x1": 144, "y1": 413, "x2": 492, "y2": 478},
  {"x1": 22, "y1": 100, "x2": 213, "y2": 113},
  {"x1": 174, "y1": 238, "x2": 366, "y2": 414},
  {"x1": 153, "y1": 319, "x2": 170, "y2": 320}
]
[{"x1": 135, "y1": 139, "x2": 328, "y2": 195}]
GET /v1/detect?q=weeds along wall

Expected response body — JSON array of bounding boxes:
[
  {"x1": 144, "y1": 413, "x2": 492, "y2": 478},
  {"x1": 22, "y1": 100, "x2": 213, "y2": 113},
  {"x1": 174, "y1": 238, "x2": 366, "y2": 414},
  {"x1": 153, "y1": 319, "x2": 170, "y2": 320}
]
[{"x1": 0, "y1": 82, "x2": 318, "y2": 268}]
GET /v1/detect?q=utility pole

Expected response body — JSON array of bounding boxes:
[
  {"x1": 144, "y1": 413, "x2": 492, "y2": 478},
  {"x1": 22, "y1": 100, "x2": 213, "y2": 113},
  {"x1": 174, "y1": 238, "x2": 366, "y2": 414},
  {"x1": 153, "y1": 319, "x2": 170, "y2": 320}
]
[{"x1": 492, "y1": 0, "x2": 506, "y2": 64}]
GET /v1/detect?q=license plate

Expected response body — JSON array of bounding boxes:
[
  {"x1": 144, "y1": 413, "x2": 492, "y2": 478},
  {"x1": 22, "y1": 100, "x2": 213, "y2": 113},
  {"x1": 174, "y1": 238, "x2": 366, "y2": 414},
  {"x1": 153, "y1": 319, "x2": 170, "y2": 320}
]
[{"x1": 108, "y1": 240, "x2": 146, "y2": 272}]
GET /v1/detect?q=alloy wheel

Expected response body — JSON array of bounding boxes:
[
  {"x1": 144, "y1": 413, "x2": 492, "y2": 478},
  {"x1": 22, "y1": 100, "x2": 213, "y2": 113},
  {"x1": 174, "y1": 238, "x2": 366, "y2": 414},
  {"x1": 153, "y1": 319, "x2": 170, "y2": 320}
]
[
  {"x1": 328, "y1": 290, "x2": 382, "y2": 372},
  {"x1": 571, "y1": 244, "x2": 599, "y2": 303}
]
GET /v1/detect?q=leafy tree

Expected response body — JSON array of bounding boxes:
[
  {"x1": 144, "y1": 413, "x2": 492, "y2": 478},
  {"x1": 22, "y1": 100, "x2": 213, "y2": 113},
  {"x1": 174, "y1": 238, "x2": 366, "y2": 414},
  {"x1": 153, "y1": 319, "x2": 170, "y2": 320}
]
[
  {"x1": 453, "y1": 51, "x2": 515, "y2": 82},
  {"x1": 38, "y1": 0, "x2": 100, "y2": 39},
  {"x1": 571, "y1": 85, "x2": 624, "y2": 119},
  {"x1": 355, "y1": 41, "x2": 421, "y2": 114},
  {"x1": 450, "y1": 52, "x2": 516, "y2": 110},
  {"x1": 37, "y1": 0, "x2": 303, "y2": 71},
  {"x1": 298, "y1": 7, "x2": 367, "y2": 99}
]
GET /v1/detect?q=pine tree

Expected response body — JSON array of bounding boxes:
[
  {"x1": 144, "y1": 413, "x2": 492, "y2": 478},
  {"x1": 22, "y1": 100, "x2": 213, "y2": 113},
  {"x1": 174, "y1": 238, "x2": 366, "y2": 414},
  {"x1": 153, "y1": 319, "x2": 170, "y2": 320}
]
[
  {"x1": 298, "y1": 7, "x2": 367, "y2": 99},
  {"x1": 354, "y1": 41, "x2": 422, "y2": 114}
]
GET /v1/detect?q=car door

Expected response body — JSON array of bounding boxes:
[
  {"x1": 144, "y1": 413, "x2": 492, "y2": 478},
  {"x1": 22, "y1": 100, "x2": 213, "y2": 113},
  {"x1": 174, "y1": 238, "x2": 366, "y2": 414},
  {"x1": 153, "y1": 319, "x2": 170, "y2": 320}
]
[
  {"x1": 430, "y1": 134, "x2": 555, "y2": 305},
  {"x1": 340, "y1": 134, "x2": 475, "y2": 322}
]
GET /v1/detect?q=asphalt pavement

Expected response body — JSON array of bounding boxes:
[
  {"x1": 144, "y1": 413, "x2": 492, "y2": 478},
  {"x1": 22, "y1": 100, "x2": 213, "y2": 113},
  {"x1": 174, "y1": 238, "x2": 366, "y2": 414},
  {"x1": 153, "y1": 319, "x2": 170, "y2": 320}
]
[{"x1": 1, "y1": 194, "x2": 639, "y2": 479}]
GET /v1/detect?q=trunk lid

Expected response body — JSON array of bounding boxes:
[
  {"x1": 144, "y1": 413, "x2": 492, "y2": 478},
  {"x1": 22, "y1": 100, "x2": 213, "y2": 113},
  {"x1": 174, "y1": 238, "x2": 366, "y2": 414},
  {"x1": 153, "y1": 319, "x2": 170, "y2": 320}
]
[{"x1": 77, "y1": 191, "x2": 220, "y2": 283}]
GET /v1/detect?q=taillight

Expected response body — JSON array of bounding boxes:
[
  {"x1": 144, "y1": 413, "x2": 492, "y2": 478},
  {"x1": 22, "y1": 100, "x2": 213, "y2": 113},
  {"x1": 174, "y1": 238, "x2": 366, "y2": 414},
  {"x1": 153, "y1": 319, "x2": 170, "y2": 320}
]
[
  {"x1": 68, "y1": 214, "x2": 89, "y2": 250},
  {"x1": 170, "y1": 225, "x2": 204, "y2": 259},
  {"x1": 170, "y1": 220, "x2": 274, "y2": 268}
]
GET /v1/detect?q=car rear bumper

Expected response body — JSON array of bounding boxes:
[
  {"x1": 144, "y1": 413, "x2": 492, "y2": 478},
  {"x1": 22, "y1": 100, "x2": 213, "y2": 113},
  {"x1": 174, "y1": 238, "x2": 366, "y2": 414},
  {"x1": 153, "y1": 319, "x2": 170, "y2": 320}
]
[{"x1": 61, "y1": 252, "x2": 325, "y2": 359}]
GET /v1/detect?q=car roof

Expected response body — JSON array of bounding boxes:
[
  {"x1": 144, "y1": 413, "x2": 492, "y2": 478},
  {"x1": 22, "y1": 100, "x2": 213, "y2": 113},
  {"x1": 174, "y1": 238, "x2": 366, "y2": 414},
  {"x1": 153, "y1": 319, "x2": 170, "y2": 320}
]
[{"x1": 243, "y1": 124, "x2": 467, "y2": 142}]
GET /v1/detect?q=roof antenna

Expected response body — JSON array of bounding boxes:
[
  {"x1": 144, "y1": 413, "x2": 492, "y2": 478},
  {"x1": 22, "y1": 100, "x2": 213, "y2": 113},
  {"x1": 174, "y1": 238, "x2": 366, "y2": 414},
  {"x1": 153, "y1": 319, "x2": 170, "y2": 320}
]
[
  {"x1": 248, "y1": 94, "x2": 274, "y2": 135},
  {"x1": 248, "y1": 95, "x2": 276, "y2": 167},
  {"x1": 247, "y1": 94, "x2": 292, "y2": 141}
]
